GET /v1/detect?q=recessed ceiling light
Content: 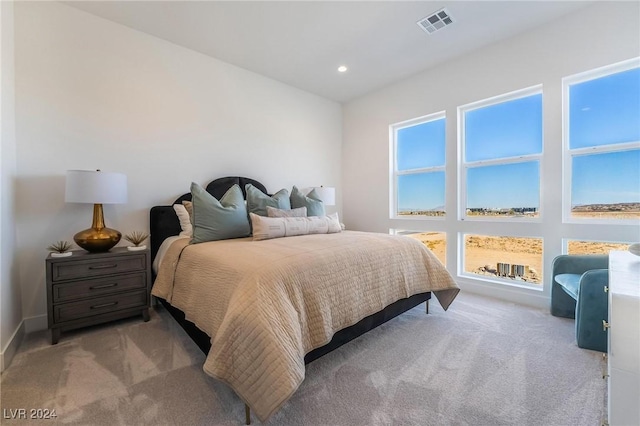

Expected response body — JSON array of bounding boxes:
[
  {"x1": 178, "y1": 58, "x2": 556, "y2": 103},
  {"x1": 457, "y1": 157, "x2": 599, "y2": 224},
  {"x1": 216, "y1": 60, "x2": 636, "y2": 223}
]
[{"x1": 337, "y1": 65, "x2": 348, "y2": 73}]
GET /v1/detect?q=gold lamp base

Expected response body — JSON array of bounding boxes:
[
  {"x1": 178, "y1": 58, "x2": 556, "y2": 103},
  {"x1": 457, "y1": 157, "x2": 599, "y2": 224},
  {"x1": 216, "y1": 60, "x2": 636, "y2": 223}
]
[
  {"x1": 74, "y1": 204, "x2": 121, "y2": 253},
  {"x1": 74, "y1": 227, "x2": 121, "y2": 253}
]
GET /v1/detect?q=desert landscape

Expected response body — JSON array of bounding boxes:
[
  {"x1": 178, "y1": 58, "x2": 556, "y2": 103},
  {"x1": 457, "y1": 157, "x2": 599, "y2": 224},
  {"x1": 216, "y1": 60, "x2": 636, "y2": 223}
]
[
  {"x1": 572, "y1": 202, "x2": 640, "y2": 220},
  {"x1": 572, "y1": 212, "x2": 640, "y2": 220},
  {"x1": 405, "y1": 232, "x2": 631, "y2": 285},
  {"x1": 405, "y1": 232, "x2": 446, "y2": 265}
]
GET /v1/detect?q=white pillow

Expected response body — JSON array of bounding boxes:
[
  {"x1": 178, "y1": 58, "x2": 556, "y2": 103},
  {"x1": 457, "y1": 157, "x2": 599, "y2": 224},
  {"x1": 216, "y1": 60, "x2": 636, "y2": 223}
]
[
  {"x1": 325, "y1": 213, "x2": 342, "y2": 234},
  {"x1": 173, "y1": 204, "x2": 193, "y2": 237},
  {"x1": 266, "y1": 206, "x2": 307, "y2": 218},
  {"x1": 250, "y1": 212, "x2": 341, "y2": 241}
]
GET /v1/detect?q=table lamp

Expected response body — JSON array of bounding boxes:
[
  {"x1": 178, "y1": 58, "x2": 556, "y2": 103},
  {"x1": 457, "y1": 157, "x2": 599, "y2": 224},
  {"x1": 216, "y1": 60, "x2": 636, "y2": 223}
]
[
  {"x1": 65, "y1": 170, "x2": 128, "y2": 253},
  {"x1": 312, "y1": 186, "x2": 336, "y2": 206}
]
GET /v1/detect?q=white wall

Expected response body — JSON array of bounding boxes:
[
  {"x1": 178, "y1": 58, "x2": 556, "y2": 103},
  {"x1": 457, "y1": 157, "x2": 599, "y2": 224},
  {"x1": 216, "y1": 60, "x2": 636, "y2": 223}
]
[
  {"x1": 342, "y1": 2, "x2": 640, "y2": 307},
  {"x1": 1, "y1": 0, "x2": 23, "y2": 371},
  {"x1": 13, "y1": 2, "x2": 342, "y2": 329}
]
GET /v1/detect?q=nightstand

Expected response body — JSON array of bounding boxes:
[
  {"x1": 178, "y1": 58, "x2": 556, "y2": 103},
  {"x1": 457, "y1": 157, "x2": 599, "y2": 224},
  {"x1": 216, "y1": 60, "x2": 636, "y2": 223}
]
[{"x1": 45, "y1": 247, "x2": 151, "y2": 344}]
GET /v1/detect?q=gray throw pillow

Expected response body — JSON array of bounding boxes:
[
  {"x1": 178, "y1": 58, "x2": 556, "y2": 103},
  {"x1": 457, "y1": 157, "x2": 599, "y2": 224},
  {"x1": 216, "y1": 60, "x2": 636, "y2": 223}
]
[
  {"x1": 191, "y1": 182, "x2": 250, "y2": 243},
  {"x1": 290, "y1": 186, "x2": 325, "y2": 217},
  {"x1": 245, "y1": 184, "x2": 291, "y2": 216}
]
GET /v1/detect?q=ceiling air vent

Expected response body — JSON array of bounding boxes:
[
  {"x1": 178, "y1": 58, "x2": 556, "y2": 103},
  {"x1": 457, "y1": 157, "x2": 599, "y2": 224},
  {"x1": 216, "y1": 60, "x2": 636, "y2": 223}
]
[{"x1": 417, "y1": 8, "x2": 454, "y2": 35}]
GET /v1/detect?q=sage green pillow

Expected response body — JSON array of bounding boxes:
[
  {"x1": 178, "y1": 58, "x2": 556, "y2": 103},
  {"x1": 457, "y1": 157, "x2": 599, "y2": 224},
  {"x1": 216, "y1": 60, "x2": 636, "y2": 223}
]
[
  {"x1": 245, "y1": 184, "x2": 291, "y2": 216},
  {"x1": 190, "y1": 182, "x2": 250, "y2": 243},
  {"x1": 290, "y1": 185, "x2": 325, "y2": 217}
]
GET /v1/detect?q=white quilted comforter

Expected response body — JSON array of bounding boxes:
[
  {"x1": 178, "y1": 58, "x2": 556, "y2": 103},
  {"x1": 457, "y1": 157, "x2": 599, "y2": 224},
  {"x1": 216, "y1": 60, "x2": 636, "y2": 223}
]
[{"x1": 151, "y1": 231, "x2": 459, "y2": 421}]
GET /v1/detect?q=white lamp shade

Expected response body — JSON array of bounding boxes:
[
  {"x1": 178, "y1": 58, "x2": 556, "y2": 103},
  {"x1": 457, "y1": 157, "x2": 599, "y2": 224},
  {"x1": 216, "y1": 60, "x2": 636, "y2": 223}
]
[
  {"x1": 312, "y1": 186, "x2": 336, "y2": 206},
  {"x1": 65, "y1": 170, "x2": 128, "y2": 204}
]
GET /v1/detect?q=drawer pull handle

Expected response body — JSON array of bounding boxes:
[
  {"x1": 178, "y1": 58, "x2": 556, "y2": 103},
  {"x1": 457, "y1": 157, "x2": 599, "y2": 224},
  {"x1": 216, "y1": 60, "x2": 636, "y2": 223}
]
[
  {"x1": 90, "y1": 301, "x2": 118, "y2": 309},
  {"x1": 89, "y1": 264, "x2": 118, "y2": 270},
  {"x1": 602, "y1": 320, "x2": 610, "y2": 331},
  {"x1": 90, "y1": 283, "x2": 118, "y2": 290}
]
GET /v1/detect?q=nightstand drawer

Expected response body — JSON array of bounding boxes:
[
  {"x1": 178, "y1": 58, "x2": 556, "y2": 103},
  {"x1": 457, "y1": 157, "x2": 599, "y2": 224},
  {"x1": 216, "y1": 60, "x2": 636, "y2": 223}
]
[
  {"x1": 52, "y1": 273, "x2": 147, "y2": 303},
  {"x1": 50, "y1": 254, "x2": 146, "y2": 282},
  {"x1": 54, "y1": 290, "x2": 147, "y2": 323}
]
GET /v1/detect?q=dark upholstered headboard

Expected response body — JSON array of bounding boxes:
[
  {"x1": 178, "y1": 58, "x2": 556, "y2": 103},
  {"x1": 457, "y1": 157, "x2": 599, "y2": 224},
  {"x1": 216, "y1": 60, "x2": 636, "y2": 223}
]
[{"x1": 150, "y1": 176, "x2": 267, "y2": 263}]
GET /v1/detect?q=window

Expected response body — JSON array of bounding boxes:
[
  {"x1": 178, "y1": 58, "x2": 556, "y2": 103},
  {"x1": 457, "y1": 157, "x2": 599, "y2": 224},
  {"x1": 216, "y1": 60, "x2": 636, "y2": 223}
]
[
  {"x1": 459, "y1": 87, "x2": 542, "y2": 219},
  {"x1": 564, "y1": 59, "x2": 640, "y2": 222},
  {"x1": 392, "y1": 230, "x2": 446, "y2": 265},
  {"x1": 463, "y1": 234, "x2": 542, "y2": 286},
  {"x1": 391, "y1": 112, "x2": 446, "y2": 218}
]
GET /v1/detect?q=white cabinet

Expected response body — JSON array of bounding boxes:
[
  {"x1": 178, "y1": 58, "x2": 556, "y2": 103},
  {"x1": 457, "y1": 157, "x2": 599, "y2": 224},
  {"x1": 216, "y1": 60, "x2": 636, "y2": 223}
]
[{"x1": 607, "y1": 250, "x2": 640, "y2": 426}]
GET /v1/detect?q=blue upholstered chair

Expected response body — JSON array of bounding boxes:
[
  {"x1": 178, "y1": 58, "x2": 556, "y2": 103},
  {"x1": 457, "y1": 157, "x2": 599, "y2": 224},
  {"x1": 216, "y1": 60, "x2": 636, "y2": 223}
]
[{"x1": 551, "y1": 254, "x2": 609, "y2": 352}]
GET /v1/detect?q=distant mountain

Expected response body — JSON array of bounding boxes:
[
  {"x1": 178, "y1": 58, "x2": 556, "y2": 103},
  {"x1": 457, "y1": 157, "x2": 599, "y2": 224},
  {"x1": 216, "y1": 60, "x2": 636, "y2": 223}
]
[{"x1": 572, "y1": 202, "x2": 640, "y2": 212}]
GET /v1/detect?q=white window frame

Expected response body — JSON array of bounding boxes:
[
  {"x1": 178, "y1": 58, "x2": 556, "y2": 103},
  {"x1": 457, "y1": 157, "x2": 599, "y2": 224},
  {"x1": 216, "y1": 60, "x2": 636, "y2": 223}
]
[
  {"x1": 458, "y1": 85, "x2": 543, "y2": 222},
  {"x1": 562, "y1": 57, "x2": 640, "y2": 225},
  {"x1": 389, "y1": 111, "x2": 446, "y2": 220}
]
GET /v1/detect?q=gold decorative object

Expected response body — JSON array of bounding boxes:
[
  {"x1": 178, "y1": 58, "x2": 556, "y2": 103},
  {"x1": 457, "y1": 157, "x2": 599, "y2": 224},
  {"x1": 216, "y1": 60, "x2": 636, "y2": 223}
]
[
  {"x1": 73, "y1": 204, "x2": 122, "y2": 252},
  {"x1": 65, "y1": 170, "x2": 128, "y2": 253}
]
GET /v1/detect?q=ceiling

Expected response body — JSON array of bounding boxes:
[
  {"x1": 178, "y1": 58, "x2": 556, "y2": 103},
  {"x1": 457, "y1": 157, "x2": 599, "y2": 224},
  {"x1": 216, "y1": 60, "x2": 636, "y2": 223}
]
[{"x1": 65, "y1": 1, "x2": 595, "y2": 103}]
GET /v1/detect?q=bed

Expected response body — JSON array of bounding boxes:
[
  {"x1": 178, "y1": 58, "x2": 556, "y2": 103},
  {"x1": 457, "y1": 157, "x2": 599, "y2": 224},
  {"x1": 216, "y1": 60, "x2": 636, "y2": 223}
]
[{"x1": 150, "y1": 176, "x2": 459, "y2": 423}]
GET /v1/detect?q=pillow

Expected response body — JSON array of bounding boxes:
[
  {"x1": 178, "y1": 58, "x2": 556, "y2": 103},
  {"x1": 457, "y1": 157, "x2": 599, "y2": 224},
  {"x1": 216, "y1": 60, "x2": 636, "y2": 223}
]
[
  {"x1": 246, "y1": 184, "x2": 291, "y2": 217},
  {"x1": 190, "y1": 182, "x2": 251, "y2": 243},
  {"x1": 182, "y1": 200, "x2": 193, "y2": 223},
  {"x1": 290, "y1": 186, "x2": 325, "y2": 217},
  {"x1": 324, "y1": 212, "x2": 342, "y2": 234},
  {"x1": 173, "y1": 204, "x2": 193, "y2": 237},
  {"x1": 250, "y1": 212, "x2": 341, "y2": 241},
  {"x1": 266, "y1": 206, "x2": 307, "y2": 218}
]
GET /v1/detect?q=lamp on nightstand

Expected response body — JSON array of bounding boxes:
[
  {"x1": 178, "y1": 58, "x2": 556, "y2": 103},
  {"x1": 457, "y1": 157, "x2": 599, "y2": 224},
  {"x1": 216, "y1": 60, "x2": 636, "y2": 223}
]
[
  {"x1": 65, "y1": 170, "x2": 127, "y2": 253},
  {"x1": 311, "y1": 186, "x2": 336, "y2": 206}
]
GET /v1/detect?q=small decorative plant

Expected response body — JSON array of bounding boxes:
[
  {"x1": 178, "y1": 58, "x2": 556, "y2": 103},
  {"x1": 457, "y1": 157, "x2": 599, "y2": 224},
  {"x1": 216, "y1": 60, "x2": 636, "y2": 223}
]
[
  {"x1": 47, "y1": 240, "x2": 73, "y2": 257},
  {"x1": 47, "y1": 240, "x2": 73, "y2": 253},
  {"x1": 124, "y1": 231, "x2": 149, "y2": 247}
]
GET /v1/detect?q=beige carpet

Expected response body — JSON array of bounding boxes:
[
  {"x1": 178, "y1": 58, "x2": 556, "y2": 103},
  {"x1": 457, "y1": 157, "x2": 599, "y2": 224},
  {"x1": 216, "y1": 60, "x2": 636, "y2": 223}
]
[{"x1": 0, "y1": 292, "x2": 606, "y2": 425}]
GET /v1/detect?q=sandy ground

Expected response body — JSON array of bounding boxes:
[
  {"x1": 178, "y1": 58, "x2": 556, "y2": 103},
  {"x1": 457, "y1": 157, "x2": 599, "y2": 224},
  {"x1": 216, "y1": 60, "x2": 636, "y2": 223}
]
[
  {"x1": 572, "y1": 212, "x2": 640, "y2": 220},
  {"x1": 404, "y1": 233, "x2": 631, "y2": 285},
  {"x1": 568, "y1": 241, "x2": 630, "y2": 254},
  {"x1": 406, "y1": 232, "x2": 446, "y2": 265}
]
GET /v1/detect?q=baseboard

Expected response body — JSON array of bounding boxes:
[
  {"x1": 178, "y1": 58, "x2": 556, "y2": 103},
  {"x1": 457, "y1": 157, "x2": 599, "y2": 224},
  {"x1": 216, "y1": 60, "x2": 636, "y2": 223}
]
[
  {"x1": 1, "y1": 320, "x2": 25, "y2": 373},
  {"x1": 24, "y1": 314, "x2": 47, "y2": 333},
  {"x1": 457, "y1": 278, "x2": 549, "y2": 311}
]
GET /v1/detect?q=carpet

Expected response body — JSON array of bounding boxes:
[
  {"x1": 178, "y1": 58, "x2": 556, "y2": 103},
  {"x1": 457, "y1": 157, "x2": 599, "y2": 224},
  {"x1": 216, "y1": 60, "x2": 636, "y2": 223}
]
[{"x1": 0, "y1": 292, "x2": 606, "y2": 425}]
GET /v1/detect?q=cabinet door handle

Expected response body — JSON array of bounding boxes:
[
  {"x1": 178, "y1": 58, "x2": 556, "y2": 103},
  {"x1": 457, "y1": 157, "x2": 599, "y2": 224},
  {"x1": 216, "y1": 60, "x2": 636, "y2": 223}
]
[
  {"x1": 88, "y1": 264, "x2": 118, "y2": 270},
  {"x1": 602, "y1": 320, "x2": 610, "y2": 331},
  {"x1": 90, "y1": 301, "x2": 118, "y2": 309},
  {"x1": 90, "y1": 282, "x2": 118, "y2": 290},
  {"x1": 604, "y1": 286, "x2": 609, "y2": 293}
]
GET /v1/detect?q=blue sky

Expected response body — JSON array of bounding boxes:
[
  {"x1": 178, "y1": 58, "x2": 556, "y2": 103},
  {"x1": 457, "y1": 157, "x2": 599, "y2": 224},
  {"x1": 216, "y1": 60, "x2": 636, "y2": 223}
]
[
  {"x1": 396, "y1": 67, "x2": 640, "y2": 211},
  {"x1": 397, "y1": 118, "x2": 445, "y2": 170},
  {"x1": 572, "y1": 149, "x2": 640, "y2": 206}
]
